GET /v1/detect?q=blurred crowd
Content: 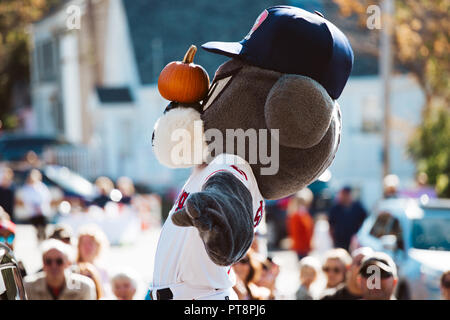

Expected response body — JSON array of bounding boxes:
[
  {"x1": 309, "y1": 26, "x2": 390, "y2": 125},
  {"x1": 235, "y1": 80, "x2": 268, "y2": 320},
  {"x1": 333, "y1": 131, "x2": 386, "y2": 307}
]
[
  {"x1": 0, "y1": 155, "x2": 158, "y2": 300},
  {"x1": 230, "y1": 174, "x2": 448, "y2": 301},
  {"x1": 1, "y1": 154, "x2": 449, "y2": 300}
]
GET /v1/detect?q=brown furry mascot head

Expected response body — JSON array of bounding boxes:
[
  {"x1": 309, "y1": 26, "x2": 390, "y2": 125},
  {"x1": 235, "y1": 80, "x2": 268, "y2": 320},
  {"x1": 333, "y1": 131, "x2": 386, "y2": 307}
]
[{"x1": 153, "y1": 6, "x2": 353, "y2": 200}]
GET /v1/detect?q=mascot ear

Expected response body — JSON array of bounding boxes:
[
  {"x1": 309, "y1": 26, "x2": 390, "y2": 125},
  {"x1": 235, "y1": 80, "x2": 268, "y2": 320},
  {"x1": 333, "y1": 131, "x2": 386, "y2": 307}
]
[{"x1": 264, "y1": 75, "x2": 335, "y2": 149}]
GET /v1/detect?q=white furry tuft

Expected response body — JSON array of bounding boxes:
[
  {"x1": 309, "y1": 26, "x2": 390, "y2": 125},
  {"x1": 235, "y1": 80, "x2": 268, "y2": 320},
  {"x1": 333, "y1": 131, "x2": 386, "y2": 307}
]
[{"x1": 152, "y1": 107, "x2": 208, "y2": 168}]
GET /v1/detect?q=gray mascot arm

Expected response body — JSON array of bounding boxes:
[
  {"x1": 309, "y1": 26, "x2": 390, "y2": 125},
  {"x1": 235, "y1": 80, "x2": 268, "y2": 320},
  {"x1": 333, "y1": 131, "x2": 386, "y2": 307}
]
[{"x1": 171, "y1": 171, "x2": 254, "y2": 266}]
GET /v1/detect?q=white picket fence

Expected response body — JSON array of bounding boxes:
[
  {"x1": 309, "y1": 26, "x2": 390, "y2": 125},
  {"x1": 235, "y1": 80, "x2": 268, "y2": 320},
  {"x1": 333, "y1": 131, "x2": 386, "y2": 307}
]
[{"x1": 43, "y1": 145, "x2": 104, "y2": 180}]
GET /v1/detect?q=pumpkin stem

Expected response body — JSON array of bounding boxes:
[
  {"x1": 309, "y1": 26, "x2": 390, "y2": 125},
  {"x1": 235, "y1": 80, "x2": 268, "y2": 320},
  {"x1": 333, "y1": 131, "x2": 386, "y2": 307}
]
[{"x1": 182, "y1": 45, "x2": 197, "y2": 64}]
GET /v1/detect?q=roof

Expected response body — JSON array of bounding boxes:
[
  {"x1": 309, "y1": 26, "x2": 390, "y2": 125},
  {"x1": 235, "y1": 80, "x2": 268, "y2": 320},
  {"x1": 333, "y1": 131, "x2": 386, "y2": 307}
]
[
  {"x1": 96, "y1": 87, "x2": 134, "y2": 104},
  {"x1": 122, "y1": 0, "x2": 288, "y2": 85},
  {"x1": 122, "y1": 0, "x2": 378, "y2": 86},
  {"x1": 33, "y1": 0, "x2": 74, "y2": 25}
]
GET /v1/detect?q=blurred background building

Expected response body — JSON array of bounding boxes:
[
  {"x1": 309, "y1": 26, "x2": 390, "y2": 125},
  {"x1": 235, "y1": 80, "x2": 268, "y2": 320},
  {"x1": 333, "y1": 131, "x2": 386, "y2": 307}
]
[{"x1": 27, "y1": 0, "x2": 424, "y2": 205}]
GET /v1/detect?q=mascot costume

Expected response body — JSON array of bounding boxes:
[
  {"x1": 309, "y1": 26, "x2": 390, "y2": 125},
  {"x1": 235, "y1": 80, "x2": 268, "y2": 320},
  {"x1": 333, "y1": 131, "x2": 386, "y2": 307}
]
[{"x1": 148, "y1": 6, "x2": 353, "y2": 300}]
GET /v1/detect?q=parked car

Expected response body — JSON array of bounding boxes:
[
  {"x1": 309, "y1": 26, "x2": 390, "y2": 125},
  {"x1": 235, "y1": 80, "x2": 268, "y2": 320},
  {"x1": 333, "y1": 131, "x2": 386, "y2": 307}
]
[
  {"x1": 0, "y1": 133, "x2": 69, "y2": 162},
  {"x1": 13, "y1": 165, "x2": 98, "y2": 222},
  {"x1": 352, "y1": 197, "x2": 450, "y2": 300},
  {"x1": 0, "y1": 243, "x2": 27, "y2": 300}
]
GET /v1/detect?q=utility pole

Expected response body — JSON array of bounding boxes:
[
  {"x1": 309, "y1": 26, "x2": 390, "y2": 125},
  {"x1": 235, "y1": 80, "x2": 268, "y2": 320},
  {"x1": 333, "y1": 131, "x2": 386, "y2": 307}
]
[
  {"x1": 86, "y1": 0, "x2": 101, "y2": 85},
  {"x1": 381, "y1": 0, "x2": 394, "y2": 181}
]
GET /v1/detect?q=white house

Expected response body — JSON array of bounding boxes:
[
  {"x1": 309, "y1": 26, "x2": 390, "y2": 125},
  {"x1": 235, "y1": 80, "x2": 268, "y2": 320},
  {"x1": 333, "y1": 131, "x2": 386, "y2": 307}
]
[
  {"x1": 331, "y1": 75, "x2": 425, "y2": 210},
  {"x1": 29, "y1": 0, "x2": 425, "y2": 205}
]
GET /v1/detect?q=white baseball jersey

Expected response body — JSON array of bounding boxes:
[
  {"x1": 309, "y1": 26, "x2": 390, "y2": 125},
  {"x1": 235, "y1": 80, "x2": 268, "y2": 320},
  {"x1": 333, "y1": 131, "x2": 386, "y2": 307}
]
[{"x1": 151, "y1": 153, "x2": 265, "y2": 293}]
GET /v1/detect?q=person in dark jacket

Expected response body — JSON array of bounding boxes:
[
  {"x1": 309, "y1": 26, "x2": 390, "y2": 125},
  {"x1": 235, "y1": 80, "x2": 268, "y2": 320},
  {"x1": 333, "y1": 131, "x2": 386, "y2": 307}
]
[{"x1": 328, "y1": 186, "x2": 367, "y2": 250}]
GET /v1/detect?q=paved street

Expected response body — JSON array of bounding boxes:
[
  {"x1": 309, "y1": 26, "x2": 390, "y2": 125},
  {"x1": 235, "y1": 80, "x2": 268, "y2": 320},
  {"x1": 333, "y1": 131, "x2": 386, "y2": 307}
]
[{"x1": 13, "y1": 224, "x2": 302, "y2": 299}]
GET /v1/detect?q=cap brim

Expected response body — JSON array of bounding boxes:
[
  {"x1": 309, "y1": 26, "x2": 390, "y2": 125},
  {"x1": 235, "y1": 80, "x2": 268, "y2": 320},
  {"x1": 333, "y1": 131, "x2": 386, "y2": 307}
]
[
  {"x1": 360, "y1": 261, "x2": 394, "y2": 276},
  {"x1": 201, "y1": 41, "x2": 243, "y2": 58}
]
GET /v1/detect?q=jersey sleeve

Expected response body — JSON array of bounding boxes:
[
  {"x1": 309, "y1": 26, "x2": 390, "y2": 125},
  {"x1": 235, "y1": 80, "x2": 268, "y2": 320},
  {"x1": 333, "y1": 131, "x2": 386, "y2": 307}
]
[{"x1": 202, "y1": 154, "x2": 264, "y2": 228}]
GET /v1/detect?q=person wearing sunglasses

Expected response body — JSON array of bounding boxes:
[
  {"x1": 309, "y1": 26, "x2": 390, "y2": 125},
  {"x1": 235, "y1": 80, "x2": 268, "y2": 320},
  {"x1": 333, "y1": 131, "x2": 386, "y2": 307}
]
[
  {"x1": 440, "y1": 270, "x2": 450, "y2": 300},
  {"x1": 321, "y1": 246, "x2": 374, "y2": 300},
  {"x1": 357, "y1": 251, "x2": 398, "y2": 300},
  {"x1": 23, "y1": 239, "x2": 96, "y2": 300},
  {"x1": 319, "y1": 248, "x2": 352, "y2": 298}
]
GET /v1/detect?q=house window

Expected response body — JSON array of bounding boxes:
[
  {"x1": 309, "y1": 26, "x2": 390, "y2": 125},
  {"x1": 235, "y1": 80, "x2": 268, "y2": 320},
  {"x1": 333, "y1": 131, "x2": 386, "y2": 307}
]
[
  {"x1": 361, "y1": 95, "x2": 382, "y2": 133},
  {"x1": 35, "y1": 39, "x2": 59, "y2": 82}
]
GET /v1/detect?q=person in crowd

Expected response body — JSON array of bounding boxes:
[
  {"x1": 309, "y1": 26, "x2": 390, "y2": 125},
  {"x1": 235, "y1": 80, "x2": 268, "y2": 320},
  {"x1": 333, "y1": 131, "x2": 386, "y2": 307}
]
[
  {"x1": 73, "y1": 262, "x2": 104, "y2": 300},
  {"x1": 358, "y1": 251, "x2": 398, "y2": 300},
  {"x1": 286, "y1": 188, "x2": 314, "y2": 260},
  {"x1": 76, "y1": 224, "x2": 111, "y2": 297},
  {"x1": 0, "y1": 208, "x2": 15, "y2": 250},
  {"x1": 321, "y1": 246, "x2": 374, "y2": 300},
  {"x1": 92, "y1": 176, "x2": 114, "y2": 208},
  {"x1": 0, "y1": 167, "x2": 16, "y2": 222},
  {"x1": 110, "y1": 269, "x2": 138, "y2": 300},
  {"x1": 255, "y1": 256, "x2": 280, "y2": 300},
  {"x1": 48, "y1": 223, "x2": 73, "y2": 245},
  {"x1": 116, "y1": 176, "x2": 136, "y2": 206},
  {"x1": 328, "y1": 186, "x2": 367, "y2": 250},
  {"x1": 383, "y1": 174, "x2": 399, "y2": 199},
  {"x1": 319, "y1": 248, "x2": 352, "y2": 298},
  {"x1": 296, "y1": 256, "x2": 321, "y2": 300},
  {"x1": 23, "y1": 239, "x2": 96, "y2": 300},
  {"x1": 440, "y1": 270, "x2": 450, "y2": 300},
  {"x1": 310, "y1": 214, "x2": 333, "y2": 257},
  {"x1": 232, "y1": 250, "x2": 271, "y2": 300},
  {"x1": 0, "y1": 207, "x2": 28, "y2": 277},
  {"x1": 20, "y1": 169, "x2": 52, "y2": 241},
  {"x1": 265, "y1": 197, "x2": 289, "y2": 250},
  {"x1": 400, "y1": 172, "x2": 437, "y2": 199}
]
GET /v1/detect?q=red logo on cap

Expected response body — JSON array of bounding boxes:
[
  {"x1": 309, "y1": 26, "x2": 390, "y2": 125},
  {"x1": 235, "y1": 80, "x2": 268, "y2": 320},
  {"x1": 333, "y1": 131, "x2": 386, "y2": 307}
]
[{"x1": 244, "y1": 10, "x2": 268, "y2": 40}]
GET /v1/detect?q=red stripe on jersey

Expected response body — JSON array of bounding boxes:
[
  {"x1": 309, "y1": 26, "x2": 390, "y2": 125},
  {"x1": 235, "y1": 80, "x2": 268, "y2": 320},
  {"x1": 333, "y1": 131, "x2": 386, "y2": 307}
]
[
  {"x1": 230, "y1": 165, "x2": 248, "y2": 181},
  {"x1": 254, "y1": 200, "x2": 264, "y2": 227}
]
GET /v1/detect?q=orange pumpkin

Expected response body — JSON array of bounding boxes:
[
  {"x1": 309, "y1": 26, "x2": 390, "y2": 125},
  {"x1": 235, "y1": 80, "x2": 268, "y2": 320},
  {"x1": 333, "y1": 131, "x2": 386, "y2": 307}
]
[{"x1": 158, "y1": 45, "x2": 210, "y2": 104}]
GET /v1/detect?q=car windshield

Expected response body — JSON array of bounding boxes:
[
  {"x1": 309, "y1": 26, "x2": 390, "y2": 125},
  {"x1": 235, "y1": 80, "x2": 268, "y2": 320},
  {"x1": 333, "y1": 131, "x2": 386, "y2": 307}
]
[{"x1": 411, "y1": 208, "x2": 450, "y2": 251}]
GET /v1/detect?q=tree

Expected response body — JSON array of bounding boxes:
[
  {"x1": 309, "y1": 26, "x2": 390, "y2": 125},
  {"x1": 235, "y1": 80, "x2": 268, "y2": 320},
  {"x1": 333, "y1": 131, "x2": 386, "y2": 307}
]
[
  {"x1": 333, "y1": 0, "x2": 449, "y2": 106},
  {"x1": 408, "y1": 104, "x2": 450, "y2": 197},
  {"x1": 0, "y1": 0, "x2": 61, "y2": 129},
  {"x1": 333, "y1": 0, "x2": 450, "y2": 197}
]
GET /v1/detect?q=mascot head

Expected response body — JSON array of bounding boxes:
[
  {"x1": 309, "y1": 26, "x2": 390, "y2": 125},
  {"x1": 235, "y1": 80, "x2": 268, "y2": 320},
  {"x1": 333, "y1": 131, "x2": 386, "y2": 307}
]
[{"x1": 152, "y1": 5, "x2": 353, "y2": 199}]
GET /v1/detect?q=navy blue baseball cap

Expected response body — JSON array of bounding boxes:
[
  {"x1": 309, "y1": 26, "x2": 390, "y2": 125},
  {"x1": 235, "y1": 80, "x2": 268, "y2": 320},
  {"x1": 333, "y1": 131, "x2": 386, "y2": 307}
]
[{"x1": 201, "y1": 5, "x2": 354, "y2": 100}]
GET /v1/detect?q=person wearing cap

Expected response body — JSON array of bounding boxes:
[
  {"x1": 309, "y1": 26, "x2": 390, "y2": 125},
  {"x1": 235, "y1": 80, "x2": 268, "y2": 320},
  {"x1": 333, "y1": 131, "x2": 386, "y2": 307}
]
[
  {"x1": 357, "y1": 251, "x2": 398, "y2": 300},
  {"x1": 150, "y1": 5, "x2": 354, "y2": 299},
  {"x1": 328, "y1": 186, "x2": 367, "y2": 250},
  {"x1": 321, "y1": 246, "x2": 374, "y2": 300}
]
